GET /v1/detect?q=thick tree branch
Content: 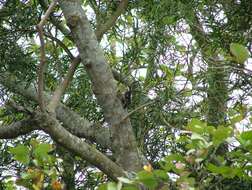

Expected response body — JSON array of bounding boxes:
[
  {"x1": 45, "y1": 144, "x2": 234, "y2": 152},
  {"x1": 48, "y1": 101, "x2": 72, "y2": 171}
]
[
  {"x1": 40, "y1": 1, "x2": 134, "y2": 88},
  {"x1": 0, "y1": 72, "x2": 111, "y2": 148},
  {"x1": 59, "y1": 0, "x2": 142, "y2": 171},
  {"x1": 95, "y1": 0, "x2": 129, "y2": 41},
  {"x1": 34, "y1": 111, "x2": 124, "y2": 181},
  {"x1": 5, "y1": 100, "x2": 33, "y2": 115},
  {"x1": 0, "y1": 119, "x2": 38, "y2": 139}
]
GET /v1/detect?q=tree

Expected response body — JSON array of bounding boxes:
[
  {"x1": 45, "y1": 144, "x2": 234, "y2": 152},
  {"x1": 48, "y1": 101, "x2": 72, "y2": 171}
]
[{"x1": 0, "y1": 0, "x2": 252, "y2": 189}]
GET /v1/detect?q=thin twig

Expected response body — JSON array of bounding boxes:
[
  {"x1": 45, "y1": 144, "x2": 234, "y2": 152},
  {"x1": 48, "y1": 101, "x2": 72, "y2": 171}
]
[
  {"x1": 160, "y1": 113, "x2": 175, "y2": 129},
  {"x1": 120, "y1": 101, "x2": 155, "y2": 123},
  {"x1": 37, "y1": 0, "x2": 57, "y2": 112},
  {"x1": 38, "y1": 0, "x2": 57, "y2": 28},
  {"x1": 47, "y1": 56, "x2": 80, "y2": 112},
  {"x1": 40, "y1": 0, "x2": 132, "y2": 113},
  {"x1": 95, "y1": 0, "x2": 129, "y2": 41},
  {"x1": 44, "y1": 33, "x2": 74, "y2": 59}
]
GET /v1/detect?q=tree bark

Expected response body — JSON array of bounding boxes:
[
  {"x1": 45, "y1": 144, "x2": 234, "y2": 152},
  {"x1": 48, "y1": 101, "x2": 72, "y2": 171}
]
[{"x1": 59, "y1": 0, "x2": 142, "y2": 171}]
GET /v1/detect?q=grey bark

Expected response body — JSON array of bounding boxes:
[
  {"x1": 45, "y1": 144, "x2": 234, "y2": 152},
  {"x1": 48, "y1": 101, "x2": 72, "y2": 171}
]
[
  {"x1": 59, "y1": 0, "x2": 142, "y2": 171},
  {"x1": 0, "y1": 119, "x2": 37, "y2": 139},
  {"x1": 34, "y1": 111, "x2": 125, "y2": 181},
  {"x1": 0, "y1": 72, "x2": 111, "y2": 148}
]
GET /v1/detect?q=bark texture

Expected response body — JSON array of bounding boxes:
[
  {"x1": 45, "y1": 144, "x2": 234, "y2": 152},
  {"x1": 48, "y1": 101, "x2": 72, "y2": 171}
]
[
  {"x1": 0, "y1": 72, "x2": 111, "y2": 148},
  {"x1": 34, "y1": 111, "x2": 125, "y2": 181},
  {"x1": 59, "y1": 0, "x2": 142, "y2": 171}
]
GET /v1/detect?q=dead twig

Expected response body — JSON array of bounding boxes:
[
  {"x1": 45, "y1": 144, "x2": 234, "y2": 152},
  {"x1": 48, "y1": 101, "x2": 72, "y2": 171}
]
[
  {"x1": 36, "y1": 0, "x2": 57, "y2": 111},
  {"x1": 47, "y1": 56, "x2": 80, "y2": 112}
]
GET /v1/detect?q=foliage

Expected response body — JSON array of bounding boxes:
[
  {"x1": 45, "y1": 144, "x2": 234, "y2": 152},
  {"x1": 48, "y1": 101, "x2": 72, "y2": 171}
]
[
  {"x1": 7, "y1": 139, "x2": 63, "y2": 190},
  {"x1": 100, "y1": 119, "x2": 252, "y2": 189},
  {"x1": 0, "y1": 0, "x2": 251, "y2": 189}
]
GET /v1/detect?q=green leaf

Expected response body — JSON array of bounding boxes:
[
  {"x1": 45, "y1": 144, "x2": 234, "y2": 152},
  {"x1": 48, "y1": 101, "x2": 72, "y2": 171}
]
[
  {"x1": 207, "y1": 164, "x2": 242, "y2": 178},
  {"x1": 126, "y1": 15, "x2": 133, "y2": 25},
  {"x1": 240, "y1": 130, "x2": 252, "y2": 141},
  {"x1": 159, "y1": 64, "x2": 173, "y2": 82},
  {"x1": 34, "y1": 143, "x2": 52, "y2": 159},
  {"x1": 212, "y1": 126, "x2": 232, "y2": 146},
  {"x1": 239, "y1": 130, "x2": 252, "y2": 149},
  {"x1": 162, "y1": 16, "x2": 176, "y2": 25},
  {"x1": 33, "y1": 143, "x2": 53, "y2": 166},
  {"x1": 153, "y1": 170, "x2": 168, "y2": 180},
  {"x1": 4, "y1": 180, "x2": 17, "y2": 190},
  {"x1": 187, "y1": 119, "x2": 207, "y2": 134},
  {"x1": 9, "y1": 145, "x2": 30, "y2": 164},
  {"x1": 230, "y1": 115, "x2": 243, "y2": 125},
  {"x1": 137, "y1": 171, "x2": 158, "y2": 189},
  {"x1": 230, "y1": 43, "x2": 250, "y2": 64},
  {"x1": 191, "y1": 133, "x2": 206, "y2": 142},
  {"x1": 205, "y1": 125, "x2": 216, "y2": 134},
  {"x1": 165, "y1": 154, "x2": 184, "y2": 161}
]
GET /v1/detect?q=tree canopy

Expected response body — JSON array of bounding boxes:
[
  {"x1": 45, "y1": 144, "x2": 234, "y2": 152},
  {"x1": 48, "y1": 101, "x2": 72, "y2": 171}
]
[{"x1": 0, "y1": 0, "x2": 252, "y2": 189}]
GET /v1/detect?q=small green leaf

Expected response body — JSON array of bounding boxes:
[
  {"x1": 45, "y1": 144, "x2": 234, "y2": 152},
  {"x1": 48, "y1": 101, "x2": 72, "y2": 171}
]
[
  {"x1": 191, "y1": 133, "x2": 206, "y2": 141},
  {"x1": 205, "y1": 125, "x2": 216, "y2": 134},
  {"x1": 239, "y1": 130, "x2": 252, "y2": 149},
  {"x1": 153, "y1": 170, "x2": 168, "y2": 180},
  {"x1": 163, "y1": 154, "x2": 184, "y2": 164},
  {"x1": 34, "y1": 143, "x2": 52, "y2": 159},
  {"x1": 33, "y1": 143, "x2": 53, "y2": 166},
  {"x1": 212, "y1": 126, "x2": 232, "y2": 146},
  {"x1": 9, "y1": 145, "x2": 30, "y2": 164},
  {"x1": 230, "y1": 43, "x2": 250, "y2": 63},
  {"x1": 162, "y1": 16, "x2": 176, "y2": 25},
  {"x1": 187, "y1": 119, "x2": 207, "y2": 134},
  {"x1": 15, "y1": 178, "x2": 31, "y2": 189},
  {"x1": 126, "y1": 15, "x2": 133, "y2": 25},
  {"x1": 207, "y1": 164, "x2": 242, "y2": 178},
  {"x1": 137, "y1": 171, "x2": 158, "y2": 189},
  {"x1": 159, "y1": 64, "x2": 173, "y2": 82}
]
